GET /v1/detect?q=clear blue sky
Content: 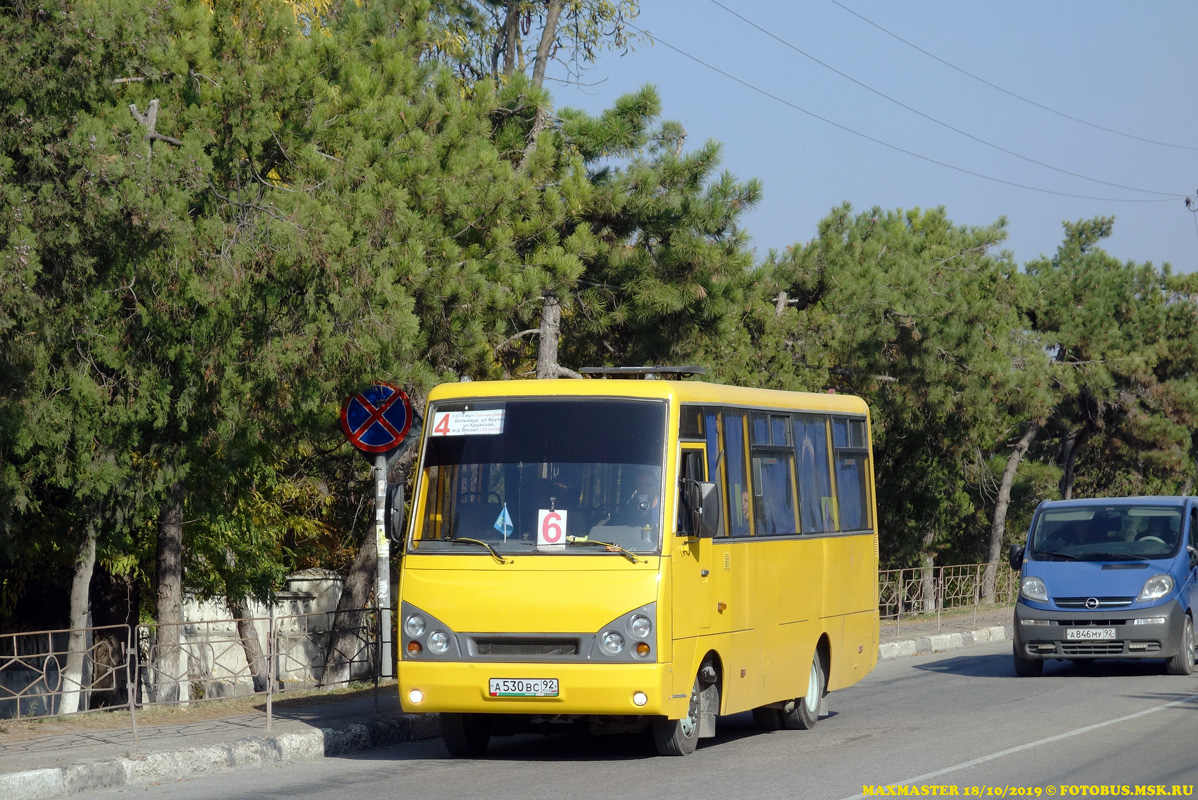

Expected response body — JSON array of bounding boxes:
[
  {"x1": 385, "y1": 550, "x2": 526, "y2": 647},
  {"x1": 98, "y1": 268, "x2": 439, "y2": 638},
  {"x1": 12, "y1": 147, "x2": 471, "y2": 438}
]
[{"x1": 552, "y1": 0, "x2": 1198, "y2": 271}]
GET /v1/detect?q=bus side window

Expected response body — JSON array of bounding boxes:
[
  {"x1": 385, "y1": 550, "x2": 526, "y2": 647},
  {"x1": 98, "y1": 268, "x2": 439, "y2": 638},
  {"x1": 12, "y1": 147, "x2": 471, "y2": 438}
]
[
  {"x1": 794, "y1": 415, "x2": 835, "y2": 533},
  {"x1": 832, "y1": 418, "x2": 871, "y2": 531},
  {"x1": 753, "y1": 453, "x2": 797, "y2": 535},
  {"x1": 724, "y1": 412, "x2": 751, "y2": 537}
]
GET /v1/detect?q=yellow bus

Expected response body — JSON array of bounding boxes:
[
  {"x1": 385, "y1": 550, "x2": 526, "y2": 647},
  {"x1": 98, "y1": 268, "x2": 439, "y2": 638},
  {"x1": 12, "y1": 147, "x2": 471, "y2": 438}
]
[{"x1": 397, "y1": 368, "x2": 879, "y2": 756}]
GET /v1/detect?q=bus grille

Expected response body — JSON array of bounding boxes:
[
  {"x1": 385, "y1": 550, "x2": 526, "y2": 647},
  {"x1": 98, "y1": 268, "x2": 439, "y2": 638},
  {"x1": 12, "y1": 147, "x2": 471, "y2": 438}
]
[{"x1": 474, "y1": 639, "x2": 579, "y2": 657}]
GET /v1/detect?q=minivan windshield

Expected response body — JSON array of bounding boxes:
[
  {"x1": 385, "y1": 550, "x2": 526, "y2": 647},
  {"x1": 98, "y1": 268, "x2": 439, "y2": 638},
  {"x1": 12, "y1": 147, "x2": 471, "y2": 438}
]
[
  {"x1": 411, "y1": 397, "x2": 668, "y2": 555},
  {"x1": 1029, "y1": 505, "x2": 1182, "y2": 561}
]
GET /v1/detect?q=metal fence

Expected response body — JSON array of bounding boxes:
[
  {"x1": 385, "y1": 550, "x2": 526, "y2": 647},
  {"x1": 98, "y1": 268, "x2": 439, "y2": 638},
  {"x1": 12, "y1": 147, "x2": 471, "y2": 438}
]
[
  {"x1": 879, "y1": 562, "x2": 1019, "y2": 622},
  {"x1": 2, "y1": 562, "x2": 1020, "y2": 727},
  {"x1": 0, "y1": 607, "x2": 379, "y2": 735}
]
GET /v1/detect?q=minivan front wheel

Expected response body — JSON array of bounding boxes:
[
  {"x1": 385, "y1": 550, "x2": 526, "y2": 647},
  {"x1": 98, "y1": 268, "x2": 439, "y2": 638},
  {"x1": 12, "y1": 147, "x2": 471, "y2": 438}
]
[
  {"x1": 1165, "y1": 614, "x2": 1195, "y2": 676},
  {"x1": 1013, "y1": 645, "x2": 1044, "y2": 677}
]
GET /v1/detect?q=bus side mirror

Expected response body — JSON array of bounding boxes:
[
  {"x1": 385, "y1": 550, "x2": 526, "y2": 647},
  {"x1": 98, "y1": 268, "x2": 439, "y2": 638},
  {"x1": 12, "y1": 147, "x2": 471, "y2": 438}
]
[
  {"x1": 1008, "y1": 543, "x2": 1023, "y2": 571},
  {"x1": 686, "y1": 480, "x2": 721, "y2": 539},
  {"x1": 386, "y1": 482, "x2": 406, "y2": 547}
]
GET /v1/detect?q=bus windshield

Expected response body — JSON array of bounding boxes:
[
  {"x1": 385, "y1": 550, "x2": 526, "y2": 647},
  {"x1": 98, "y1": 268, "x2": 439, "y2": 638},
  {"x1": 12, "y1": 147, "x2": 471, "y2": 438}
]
[{"x1": 411, "y1": 397, "x2": 668, "y2": 555}]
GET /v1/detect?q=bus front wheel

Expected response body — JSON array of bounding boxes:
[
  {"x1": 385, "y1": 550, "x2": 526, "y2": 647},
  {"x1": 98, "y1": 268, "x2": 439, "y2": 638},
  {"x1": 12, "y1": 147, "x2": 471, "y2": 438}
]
[
  {"x1": 652, "y1": 675, "x2": 701, "y2": 756},
  {"x1": 441, "y1": 712, "x2": 490, "y2": 757}
]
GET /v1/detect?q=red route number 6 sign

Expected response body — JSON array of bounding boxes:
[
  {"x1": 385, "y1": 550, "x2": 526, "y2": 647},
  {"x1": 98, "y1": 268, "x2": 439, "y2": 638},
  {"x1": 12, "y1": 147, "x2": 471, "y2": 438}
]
[{"x1": 538, "y1": 509, "x2": 567, "y2": 547}]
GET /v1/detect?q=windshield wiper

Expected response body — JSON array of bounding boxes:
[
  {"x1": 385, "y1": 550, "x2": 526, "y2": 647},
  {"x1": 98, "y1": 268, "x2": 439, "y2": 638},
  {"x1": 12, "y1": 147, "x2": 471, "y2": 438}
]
[
  {"x1": 1077, "y1": 551, "x2": 1151, "y2": 562},
  {"x1": 565, "y1": 535, "x2": 642, "y2": 563},
  {"x1": 448, "y1": 537, "x2": 511, "y2": 564},
  {"x1": 1033, "y1": 550, "x2": 1077, "y2": 561}
]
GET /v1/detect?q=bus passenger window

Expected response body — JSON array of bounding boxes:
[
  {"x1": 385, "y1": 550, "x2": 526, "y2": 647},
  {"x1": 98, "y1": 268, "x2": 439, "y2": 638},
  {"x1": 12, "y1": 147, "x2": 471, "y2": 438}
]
[
  {"x1": 724, "y1": 412, "x2": 751, "y2": 537},
  {"x1": 794, "y1": 416, "x2": 835, "y2": 533},
  {"x1": 832, "y1": 418, "x2": 871, "y2": 531}
]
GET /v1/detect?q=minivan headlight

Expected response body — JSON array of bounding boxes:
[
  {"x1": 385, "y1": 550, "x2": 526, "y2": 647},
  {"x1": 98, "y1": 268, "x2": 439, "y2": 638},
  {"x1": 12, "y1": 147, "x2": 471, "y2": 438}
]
[
  {"x1": 1020, "y1": 576, "x2": 1048, "y2": 603},
  {"x1": 1137, "y1": 574, "x2": 1173, "y2": 602}
]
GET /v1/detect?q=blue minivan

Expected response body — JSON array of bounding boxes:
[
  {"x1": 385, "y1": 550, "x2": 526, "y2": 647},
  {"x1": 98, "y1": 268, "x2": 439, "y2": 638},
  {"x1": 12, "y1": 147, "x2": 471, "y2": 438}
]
[{"x1": 1008, "y1": 496, "x2": 1198, "y2": 677}]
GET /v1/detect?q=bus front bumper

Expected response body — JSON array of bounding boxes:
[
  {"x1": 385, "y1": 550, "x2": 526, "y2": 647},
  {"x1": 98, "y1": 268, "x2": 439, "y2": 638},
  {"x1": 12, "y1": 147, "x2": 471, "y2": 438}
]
[{"x1": 399, "y1": 660, "x2": 681, "y2": 718}]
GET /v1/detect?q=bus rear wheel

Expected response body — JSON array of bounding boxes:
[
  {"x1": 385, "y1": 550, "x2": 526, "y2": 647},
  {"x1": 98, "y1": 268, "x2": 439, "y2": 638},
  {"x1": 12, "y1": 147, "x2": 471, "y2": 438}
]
[
  {"x1": 753, "y1": 651, "x2": 826, "y2": 731},
  {"x1": 441, "y1": 712, "x2": 491, "y2": 757},
  {"x1": 781, "y1": 651, "x2": 825, "y2": 730},
  {"x1": 652, "y1": 675, "x2": 701, "y2": 756}
]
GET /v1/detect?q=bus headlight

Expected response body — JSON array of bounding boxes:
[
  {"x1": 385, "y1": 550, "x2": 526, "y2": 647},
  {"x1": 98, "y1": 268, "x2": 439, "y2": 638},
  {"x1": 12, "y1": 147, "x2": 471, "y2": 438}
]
[
  {"x1": 404, "y1": 615, "x2": 427, "y2": 638},
  {"x1": 629, "y1": 615, "x2": 653, "y2": 639},
  {"x1": 428, "y1": 631, "x2": 451, "y2": 654},
  {"x1": 599, "y1": 631, "x2": 625, "y2": 655}
]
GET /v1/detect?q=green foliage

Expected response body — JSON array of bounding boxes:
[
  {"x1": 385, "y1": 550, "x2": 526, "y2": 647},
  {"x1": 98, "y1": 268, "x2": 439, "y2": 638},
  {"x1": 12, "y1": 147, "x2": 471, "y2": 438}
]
[
  {"x1": 720, "y1": 204, "x2": 1051, "y2": 567},
  {"x1": 1027, "y1": 218, "x2": 1198, "y2": 498},
  {"x1": 4, "y1": 0, "x2": 1197, "y2": 629}
]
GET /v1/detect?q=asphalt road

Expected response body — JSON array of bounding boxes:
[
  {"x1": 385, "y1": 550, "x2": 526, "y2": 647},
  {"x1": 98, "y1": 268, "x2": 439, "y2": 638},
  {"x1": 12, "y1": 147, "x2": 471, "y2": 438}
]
[{"x1": 86, "y1": 641, "x2": 1198, "y2": 800}]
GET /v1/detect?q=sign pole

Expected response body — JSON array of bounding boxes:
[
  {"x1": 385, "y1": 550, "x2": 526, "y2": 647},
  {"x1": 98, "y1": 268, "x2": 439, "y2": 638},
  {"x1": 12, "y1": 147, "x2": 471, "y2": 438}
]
[
  {"x1": 374, "y1": 454, "x2": 393, "y2": 680},
  {"x1": 341, "y1": 381, "x2": 413, "y2": 683}
]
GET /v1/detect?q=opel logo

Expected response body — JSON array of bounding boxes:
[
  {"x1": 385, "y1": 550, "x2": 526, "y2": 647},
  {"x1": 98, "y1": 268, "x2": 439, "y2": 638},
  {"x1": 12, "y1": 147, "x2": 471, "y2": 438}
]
[{"x1": 1085, "y1": 597, "x2": 1100, "y2": 609}]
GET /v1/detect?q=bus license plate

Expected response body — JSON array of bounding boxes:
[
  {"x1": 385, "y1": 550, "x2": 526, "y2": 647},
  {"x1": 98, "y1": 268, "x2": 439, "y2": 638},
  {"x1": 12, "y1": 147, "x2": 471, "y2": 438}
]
[
  {"x1": 1066, "y1": 628, "x2": 1116, "y2": 641},
  {"x1": 489, "y1": 678, "x2": 559, "y2": 697}
]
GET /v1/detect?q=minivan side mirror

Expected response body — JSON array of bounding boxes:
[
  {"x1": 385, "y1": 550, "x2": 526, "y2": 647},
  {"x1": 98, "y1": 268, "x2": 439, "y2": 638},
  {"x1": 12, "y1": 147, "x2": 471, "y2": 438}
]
[
  {"x1": 685, "y1": 480, "x2": 721, "y2": 539},
  {"x1": 1008, "y1": 542, "x2": 1024, "y2": 571}
]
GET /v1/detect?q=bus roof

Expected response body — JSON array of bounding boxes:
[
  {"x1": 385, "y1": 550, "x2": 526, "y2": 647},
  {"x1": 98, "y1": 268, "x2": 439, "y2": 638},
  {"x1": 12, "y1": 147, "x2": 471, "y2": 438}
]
[{"x1": 425, "y1": 378, "x2": 869, "y2": 416}]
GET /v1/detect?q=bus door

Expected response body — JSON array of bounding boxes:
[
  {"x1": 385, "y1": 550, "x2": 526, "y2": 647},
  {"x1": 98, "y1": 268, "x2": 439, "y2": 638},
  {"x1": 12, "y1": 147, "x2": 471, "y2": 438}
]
[{"x1": 674, "y1": 446, "x2": 720, "y2": 633}]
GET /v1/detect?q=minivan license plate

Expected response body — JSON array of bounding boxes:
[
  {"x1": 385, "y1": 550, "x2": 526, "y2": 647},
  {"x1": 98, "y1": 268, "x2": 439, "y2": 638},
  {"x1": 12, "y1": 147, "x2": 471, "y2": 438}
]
[
  {"x1": 1066, "y1": 627, "x2": 1116, "y2": 641},
  {"x1": 489, "y1": 678, "x2": 559, "y2": 697}
]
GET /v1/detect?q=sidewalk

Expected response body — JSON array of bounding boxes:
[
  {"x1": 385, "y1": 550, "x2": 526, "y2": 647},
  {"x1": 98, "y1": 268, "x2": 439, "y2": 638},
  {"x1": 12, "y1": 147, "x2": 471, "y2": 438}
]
[
  {"x1": 879, "y1": 605, "x2": 1014, "y2": 660},
  {"x1": 0, "y1": 687, "x2": 438, "y2": 800},
  {"x1": 0, "y1": 608, "x2": 1014, "y2": 800}
]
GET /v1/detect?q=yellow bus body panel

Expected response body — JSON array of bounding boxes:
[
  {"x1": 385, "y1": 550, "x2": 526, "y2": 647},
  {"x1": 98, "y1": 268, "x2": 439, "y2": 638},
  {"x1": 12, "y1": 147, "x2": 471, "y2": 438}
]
[{"x1": 401, "y1": 554, "x2": 661, "y2": 635}]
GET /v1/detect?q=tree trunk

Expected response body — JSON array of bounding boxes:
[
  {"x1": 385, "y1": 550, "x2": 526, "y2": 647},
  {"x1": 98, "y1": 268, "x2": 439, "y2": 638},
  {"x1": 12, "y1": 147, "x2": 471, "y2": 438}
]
[
  {"x1": 228, "y1": 597, "x2": 268, "y2": 693},
  {"x1": 321, "y1": 530, "x2": 377, "y2": 687},
  {"x1": 1058, "y1": 427, "x2": 1090, "y2": 500},
  {"x1": 154, "y1": 482, "x2": 185, "y2": 702},
  {"x1": 918, "y1": 531, "x2": 937, "y2": 614},
  {"x1": 536, "y1": 291, "x2": 562, "y2": 379},
  {"x1": 495, "y1": 2, "x2": 520, "y2": 78},
  {"x1": 59, "y1": 521, "x2": 98, "y2": 714},
  {"x1": 982, "y1": 422, "x2": 1041, "y2": 603},
  {"x1": 530, "y1": 0, "x2": 565, "y2": 89}
]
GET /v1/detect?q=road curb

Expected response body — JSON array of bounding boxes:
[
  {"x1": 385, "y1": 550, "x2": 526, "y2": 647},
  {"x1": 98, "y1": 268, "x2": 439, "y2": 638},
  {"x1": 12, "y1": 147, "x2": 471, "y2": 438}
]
[
  {"x1": 0, "y1": 713, "x2": 441, "y2": 800},
  {"x1": 878, "y1": 624, "x2": 1012, "y2": 661}
]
